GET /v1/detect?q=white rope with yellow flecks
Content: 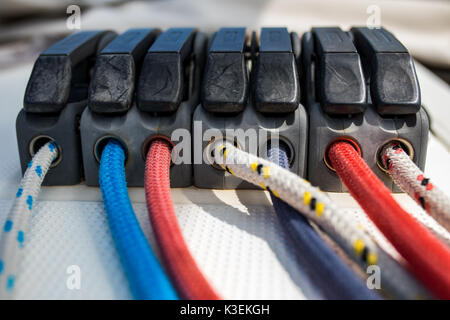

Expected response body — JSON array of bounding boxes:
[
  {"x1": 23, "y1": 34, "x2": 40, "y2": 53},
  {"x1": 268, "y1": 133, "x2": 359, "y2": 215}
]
[{"x1": 213, "y1": 141, "x2": 432, "y2": 299}]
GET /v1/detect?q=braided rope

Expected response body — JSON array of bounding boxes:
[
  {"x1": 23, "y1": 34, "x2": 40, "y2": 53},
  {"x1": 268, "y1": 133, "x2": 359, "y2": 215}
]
[
  {"x1": 0, "y1": 142, "x2": 58, "y2": 298},
  {"x1": 268, "y1": 144, "x2": 380, "y2": 299},
  {"x1": 330, "y1": 141, "x2": 450, "y2": 299},
  {"x1": 145, "y1": 139, "x2": 220, "y2": 299},
  {"x1": 99, "y1": 139, "x2": 178, "y2": 300},
  {"x1": 214, "y1": 141, "x2": 431, "y2": 299},
  {"x1": 382, "y1": 142, "x2": 450, "y2": 233}
]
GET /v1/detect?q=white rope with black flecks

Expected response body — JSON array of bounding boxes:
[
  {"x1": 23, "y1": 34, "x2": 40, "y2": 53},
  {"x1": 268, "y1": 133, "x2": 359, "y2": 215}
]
[
  {"x1": 214, "y1": 141, "x2": 432, "y2": 299},
  {"x1": 0, "y1": 142, "x2": 57, "y2": 298},
  {"x1": 382, "y1": 142, "x2": 450, "y2": 234}
]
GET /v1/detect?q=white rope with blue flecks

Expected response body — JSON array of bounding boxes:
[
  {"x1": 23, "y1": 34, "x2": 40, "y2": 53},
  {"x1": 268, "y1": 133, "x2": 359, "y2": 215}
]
[{"x1": 0, "y1": 141, "x2": 57, "y2": 298}]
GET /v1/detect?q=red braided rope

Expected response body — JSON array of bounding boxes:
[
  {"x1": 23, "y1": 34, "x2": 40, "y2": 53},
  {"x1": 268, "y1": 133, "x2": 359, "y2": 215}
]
[
  {"x1": 145, "y1": 139, "x2": 221, "y2": 300},
  {"x1": 328, "y1": 141, "x2": 450, "y2": 299}
]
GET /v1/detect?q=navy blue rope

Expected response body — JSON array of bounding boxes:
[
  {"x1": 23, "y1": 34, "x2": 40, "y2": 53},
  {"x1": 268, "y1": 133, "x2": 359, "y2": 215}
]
[
  {"x1": 99, "y1": 139, "x2": 178, "y2": 300},
  {"x1": 268, "y1": 143, "x2": 380, "y2": 299}
]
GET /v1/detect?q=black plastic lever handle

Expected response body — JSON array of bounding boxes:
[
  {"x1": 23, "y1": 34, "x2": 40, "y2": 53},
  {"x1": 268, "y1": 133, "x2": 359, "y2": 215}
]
[
  {"x1": 88, "y1": 28, "x2": 161, "y2": 114},
  {"x1": 201, "y1": 27, "x2": 248, "y2": 113},
  {"x1": 259, "y1": 27, "x2": 292, "y2": 52},
  {"x1": 351, "y1": 27, "x2": 420, "y2": 115},
  {"x1": 253, "y1": 28, "x2": 299, "y2": 113},
  {"x1": 100, "y1": 28, "x2": 161, "y2": 57},
  {"x1": 209, "y1": 27, "x2": 246, "y2": 52},
  {"x1": 312, "y1": 27, "x2": 366, "y2": 115},
  {"x1": 24, "y1": 30, "x2": 116, "y2": 114},
  {"x1": 137, "y1": 28, "x2": 196, "y2": 113}
]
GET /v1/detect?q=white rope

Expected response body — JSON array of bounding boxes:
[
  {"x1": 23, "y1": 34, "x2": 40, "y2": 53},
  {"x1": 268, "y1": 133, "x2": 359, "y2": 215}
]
[
  {"x1": 214, "y1": 141, "x2": 432, "y2": 299},
  {"x1": 0, "y1": 141, "x2": 58, "y2": 298},
  {"x1": 382, "y1": 142, "x2": 450, "y2": 234}
]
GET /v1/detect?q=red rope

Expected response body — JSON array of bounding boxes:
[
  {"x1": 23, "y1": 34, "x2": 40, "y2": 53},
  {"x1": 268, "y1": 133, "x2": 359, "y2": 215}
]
[
  {"x1": 328, "y1": 141, "x2": 450, "y2": 299},
  {"x1": 144, "y1": 139, "x2": 221, "y2": 300}
]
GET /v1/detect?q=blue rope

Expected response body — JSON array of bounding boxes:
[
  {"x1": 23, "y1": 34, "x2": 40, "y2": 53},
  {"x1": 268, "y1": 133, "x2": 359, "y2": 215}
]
[
  {"x1": 99, "y1": 139, "x2": 178, "y2": 300},
  {"x1": 267, "y1": 143, "x2": 380, "y2": 300}
]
